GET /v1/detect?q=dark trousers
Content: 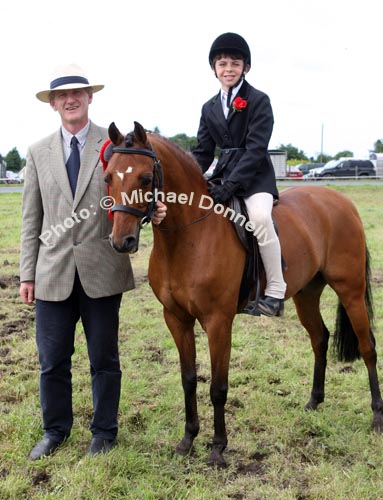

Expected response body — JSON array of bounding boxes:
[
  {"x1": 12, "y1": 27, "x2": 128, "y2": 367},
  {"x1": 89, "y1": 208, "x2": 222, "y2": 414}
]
[{"x1": 35, "y1": 274, "x2": 122, "y2": 442}]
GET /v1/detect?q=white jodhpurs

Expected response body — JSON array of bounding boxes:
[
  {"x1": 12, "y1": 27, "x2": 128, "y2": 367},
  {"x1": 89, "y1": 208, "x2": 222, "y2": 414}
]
[{"x1": 244, "y1": 192, "x2": 287, "y2": 299}]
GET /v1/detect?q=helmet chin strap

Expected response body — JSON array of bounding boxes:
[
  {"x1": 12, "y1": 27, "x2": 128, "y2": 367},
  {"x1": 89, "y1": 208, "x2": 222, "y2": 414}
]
[
  {"x1": 225, "y1": 76, "x2": 245, "y2": 109},
  {"x1": 226, "y1": 86, "x2": 233, "y2": 110}
]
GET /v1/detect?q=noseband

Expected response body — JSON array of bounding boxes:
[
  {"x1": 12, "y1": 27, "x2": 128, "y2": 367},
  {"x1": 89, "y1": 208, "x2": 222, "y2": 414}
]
[{"x1": 111, "y1": 145, "x2": 163, "y2": 225}]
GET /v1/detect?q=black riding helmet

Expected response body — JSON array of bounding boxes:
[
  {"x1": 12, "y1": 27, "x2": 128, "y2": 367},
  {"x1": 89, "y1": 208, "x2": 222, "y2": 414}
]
[{"x1": 208, "y1": 32, "x2": 251, "y2": 68}]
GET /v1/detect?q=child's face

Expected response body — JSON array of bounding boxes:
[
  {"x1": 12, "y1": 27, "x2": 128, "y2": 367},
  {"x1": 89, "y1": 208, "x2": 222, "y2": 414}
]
[{"x1": 214, "y1": 56, "x2": 249, "y2": 91}]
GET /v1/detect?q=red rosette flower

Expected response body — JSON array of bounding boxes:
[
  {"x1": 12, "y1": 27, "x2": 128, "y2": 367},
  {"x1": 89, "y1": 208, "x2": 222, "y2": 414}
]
[{"x1": 232, "y1": 97, "x2": 247, "y2": 112}]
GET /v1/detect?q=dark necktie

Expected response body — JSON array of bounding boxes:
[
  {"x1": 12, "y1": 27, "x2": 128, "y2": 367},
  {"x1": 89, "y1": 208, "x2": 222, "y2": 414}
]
[{"x1": 66, "y1": 136, "x2": 80, "y2": 195}]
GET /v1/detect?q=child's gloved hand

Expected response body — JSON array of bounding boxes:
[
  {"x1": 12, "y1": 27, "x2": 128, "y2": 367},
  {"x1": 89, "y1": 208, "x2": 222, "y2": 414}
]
[{"x1": 208, "y1": 181, "x2": 239, "y2": 204}]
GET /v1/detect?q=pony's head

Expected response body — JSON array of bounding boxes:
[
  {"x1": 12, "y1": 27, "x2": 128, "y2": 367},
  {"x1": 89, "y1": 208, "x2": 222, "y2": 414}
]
[{"x1": 103, "y1": 121, "x2": 162, "y2": 253}]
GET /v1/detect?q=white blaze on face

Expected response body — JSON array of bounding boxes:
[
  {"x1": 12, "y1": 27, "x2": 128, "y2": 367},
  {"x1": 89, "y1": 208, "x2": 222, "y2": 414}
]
[{"x1": 116, "y1": 166, "x2": 133, "y2": 181}]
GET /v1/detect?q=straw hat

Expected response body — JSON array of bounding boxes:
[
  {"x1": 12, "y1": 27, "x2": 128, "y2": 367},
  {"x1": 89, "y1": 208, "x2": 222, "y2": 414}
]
[{"x1": 36, "y1": 63, "x2": 104, "y2": 103}]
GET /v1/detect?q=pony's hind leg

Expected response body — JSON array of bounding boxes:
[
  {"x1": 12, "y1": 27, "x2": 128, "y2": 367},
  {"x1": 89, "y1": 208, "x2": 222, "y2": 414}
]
[
  {"x1": 326, "y1": 243, "x2": 383, "y2": 432},
  {"x1": 333, "y1": 292, "x2": 383, "y2": 433},
  {"x1": 163, "y1": 309, "x2": 200, "y2": 456},
  {"x1": 292, "y1": 277, "x2": 329, "y2": 410}
]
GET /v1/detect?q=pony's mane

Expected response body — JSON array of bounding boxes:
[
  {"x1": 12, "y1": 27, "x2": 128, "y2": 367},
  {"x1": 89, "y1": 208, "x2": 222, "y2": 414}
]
[
  {"x1": 125, "y1": 129, "x2": 204, "y2": 178},
  {"x1": 152, "y1": 132, "x2": 205, "y2": 177},
  {"x1": 124, "y1": 131, "x2": 135, "y2": 147}
]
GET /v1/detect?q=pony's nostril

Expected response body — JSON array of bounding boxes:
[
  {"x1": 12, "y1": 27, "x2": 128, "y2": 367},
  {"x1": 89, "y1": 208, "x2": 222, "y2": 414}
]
[{"x1": 123, "y1": 235, "x2": 138, "y2": 253}]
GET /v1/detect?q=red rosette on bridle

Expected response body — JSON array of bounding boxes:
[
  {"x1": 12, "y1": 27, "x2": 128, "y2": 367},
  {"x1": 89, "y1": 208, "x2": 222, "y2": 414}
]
[
  {"x1": 100, "y1": 138, "x2": 112, "y2": 171},
  {"x1": 99, "y1": 139, "x2": 114, "y2": 220}
]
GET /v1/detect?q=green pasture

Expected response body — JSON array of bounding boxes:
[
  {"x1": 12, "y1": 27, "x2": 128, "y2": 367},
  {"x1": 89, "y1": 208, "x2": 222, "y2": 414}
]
[{"x1": 0, "y1": 185, "x2": 382, "y2": 500}]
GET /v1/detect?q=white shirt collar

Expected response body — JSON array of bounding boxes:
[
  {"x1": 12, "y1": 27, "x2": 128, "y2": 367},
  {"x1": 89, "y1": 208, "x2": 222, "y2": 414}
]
[
  {"x1": 220, "y1": 79, "x2": 244, "y2": 102},
  {"x1": 61, "y1": 120, "x2": 90, "y2": 150},
  {"x1": 221, "y1": 80, "x2": 244, "y2": 118}
]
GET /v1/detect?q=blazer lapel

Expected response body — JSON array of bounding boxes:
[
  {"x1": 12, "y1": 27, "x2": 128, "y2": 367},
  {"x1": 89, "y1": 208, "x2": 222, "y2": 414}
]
[
  {"x1": 49, "y1": 130, "x2": 74, "y2": 206},
  {"x1": 73, "y1": 122, "x2": 105, "y2": 210},
  {"x1": 227, "y1": 80, "x2": 250, "y2": 124},
  {"x1": 211, "y1": 93, "x2": 229, "y2": 129}
]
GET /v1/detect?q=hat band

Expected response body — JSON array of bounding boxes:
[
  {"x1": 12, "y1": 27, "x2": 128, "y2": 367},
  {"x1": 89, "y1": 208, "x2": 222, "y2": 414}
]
[{"x1": 50, "y1": 75, "x2": 90, "y2": 90}]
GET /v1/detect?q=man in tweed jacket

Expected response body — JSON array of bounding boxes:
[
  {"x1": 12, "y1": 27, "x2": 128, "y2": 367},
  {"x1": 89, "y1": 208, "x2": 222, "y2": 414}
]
[{"x1": 19, "y1": 64, "x2": 166, "y2": 459}]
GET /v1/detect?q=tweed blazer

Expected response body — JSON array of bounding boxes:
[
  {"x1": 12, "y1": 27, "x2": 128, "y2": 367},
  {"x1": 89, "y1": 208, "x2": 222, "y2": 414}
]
[
  {"x1": 20, "y1": 121, "x2": 135, "y2": 301},
  {"x1": 193, "y1": 79, "x2": 278, "y2": 199}
]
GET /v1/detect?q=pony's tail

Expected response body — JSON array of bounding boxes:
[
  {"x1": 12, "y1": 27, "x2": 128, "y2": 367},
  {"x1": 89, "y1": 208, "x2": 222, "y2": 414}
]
[{"x1": 333, "y1": 246, "x2": 375, "y2": 362}]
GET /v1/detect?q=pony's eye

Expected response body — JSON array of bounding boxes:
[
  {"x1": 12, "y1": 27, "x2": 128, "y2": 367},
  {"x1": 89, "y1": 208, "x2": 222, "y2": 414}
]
[
  {"x1": 141, "y1": 176, "x2": 152, "y2": 188},
  {"x1": 104, "y1": 174, "x2": 111, "y2": 185}
]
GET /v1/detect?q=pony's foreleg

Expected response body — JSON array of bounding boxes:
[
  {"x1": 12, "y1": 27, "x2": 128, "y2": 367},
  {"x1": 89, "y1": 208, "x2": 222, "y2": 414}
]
[
  {"x1": 206, "y1": 318, "x2": 233, "y2": 467},
  {"x1": 293, "y1": 285, "x2": 329, "y2": 410},
  {"x1": 163, "y1": 309, "x2": 199, "y2": 456},
  {"x1": 305, "y1": 319, "x2": 330, "y2": 410}
]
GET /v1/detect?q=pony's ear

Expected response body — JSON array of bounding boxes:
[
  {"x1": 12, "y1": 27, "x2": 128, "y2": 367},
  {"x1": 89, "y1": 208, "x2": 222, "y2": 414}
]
[
  {"x1": 133, "y1": 121, "x2": 148, "y2": 146},
  {"x1": 108, "y1": 122, "x2": 124, "y2": 145}
]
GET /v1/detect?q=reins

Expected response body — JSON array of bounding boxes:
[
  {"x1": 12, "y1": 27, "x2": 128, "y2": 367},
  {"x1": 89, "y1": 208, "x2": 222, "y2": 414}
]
[{"x1": 157, "y1": 207, "x2": 215, "y2": 232}]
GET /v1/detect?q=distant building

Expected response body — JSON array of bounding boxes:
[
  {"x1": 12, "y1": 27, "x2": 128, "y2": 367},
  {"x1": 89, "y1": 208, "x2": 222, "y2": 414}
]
[
  {"x1": 369, "y1": 153, "x2": 383, "y2": 176},
  {"x1": 0, "y1": 155, "x2": 7, "y2": 179},
  {"x1": 269, "y1": 150, "x2": 287, "y2": 178}
]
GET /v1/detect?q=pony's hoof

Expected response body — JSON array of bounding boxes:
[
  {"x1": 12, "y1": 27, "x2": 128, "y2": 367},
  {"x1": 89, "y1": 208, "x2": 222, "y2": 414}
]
[
  {"x1": 207, "y1": 449, "x2": 227, "y2": 468},
  {"x1": 304, "y1": 401, "x2": 318, "y2": 411},
  {"x1": 304, "y1": 396, "x2": 322, "y2": 411},
  {"x1": 371, "y1": 415, "x2": 383, "y2": 434},
  {"x1": 175, "y1": 437, "x2": 193, "y2": 457}
]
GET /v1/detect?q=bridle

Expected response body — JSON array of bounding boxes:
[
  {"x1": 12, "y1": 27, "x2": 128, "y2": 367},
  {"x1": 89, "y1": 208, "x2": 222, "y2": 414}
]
[
  {"x1": 109, "y1": 142, "x2": 214, "y2": 231},
  {"x1": 110, "y1": 145, "x2": 163, "y2": 226}
]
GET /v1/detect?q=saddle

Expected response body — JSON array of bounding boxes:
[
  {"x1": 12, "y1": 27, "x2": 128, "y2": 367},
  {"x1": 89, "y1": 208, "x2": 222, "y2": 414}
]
[
  {"x1": 228, "y1": 196, "x2": 285, "y2": 316},
  {"x1": 228, "y1": 197, "x2": 262, "y2": 315}
]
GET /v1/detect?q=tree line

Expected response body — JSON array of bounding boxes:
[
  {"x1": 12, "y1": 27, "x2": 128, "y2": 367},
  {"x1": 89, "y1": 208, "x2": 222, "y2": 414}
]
[{"x1": 2, "y1": 136, "x2": 383, "y2": 173}]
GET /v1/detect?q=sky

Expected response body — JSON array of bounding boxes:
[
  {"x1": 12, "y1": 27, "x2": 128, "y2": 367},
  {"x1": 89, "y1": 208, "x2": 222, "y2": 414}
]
[{"x1": 1, "y1": 0, "x2": 382, "y2": 160}]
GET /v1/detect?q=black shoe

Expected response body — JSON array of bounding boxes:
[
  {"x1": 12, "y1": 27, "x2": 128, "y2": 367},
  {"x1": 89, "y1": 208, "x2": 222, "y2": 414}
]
[
  {"x1": 87, "y1": 437, "x2": 117, "y2": 456},
  {"x1": 240, "y1": 300, "x2": 261, "y2": 316},
  {"x1": 28, "y1": 437, "x2": 63, "y2": 460},
  {"x1": 257, "y1": 296, "x2": 284, "y2": 317}
]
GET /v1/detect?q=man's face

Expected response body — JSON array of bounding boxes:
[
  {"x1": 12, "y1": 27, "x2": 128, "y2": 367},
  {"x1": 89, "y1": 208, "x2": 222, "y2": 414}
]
[{"x1": 50, "y1": 88, "x2": 93, "y2": 127}]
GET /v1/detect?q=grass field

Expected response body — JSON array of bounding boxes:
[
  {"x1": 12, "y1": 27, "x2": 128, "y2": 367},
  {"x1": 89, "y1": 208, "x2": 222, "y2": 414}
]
[{"x1": 0, "y1": 185, "x2": 383, "y2": 500}]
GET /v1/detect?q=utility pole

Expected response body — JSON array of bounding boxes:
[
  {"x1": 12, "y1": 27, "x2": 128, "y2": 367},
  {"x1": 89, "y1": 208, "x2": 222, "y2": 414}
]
[{"x1": 320, "y1": 124, "x2": 324, "y2": 162}]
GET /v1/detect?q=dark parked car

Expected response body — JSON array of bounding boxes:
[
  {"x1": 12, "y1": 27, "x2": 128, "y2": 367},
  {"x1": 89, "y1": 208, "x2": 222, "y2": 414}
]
[
  {"x1": 307, "y1": 159, "x2": 376, "y2": 178},
  {"x1": 297, "y1": 163, "x2": 325, "y2": 175}
]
